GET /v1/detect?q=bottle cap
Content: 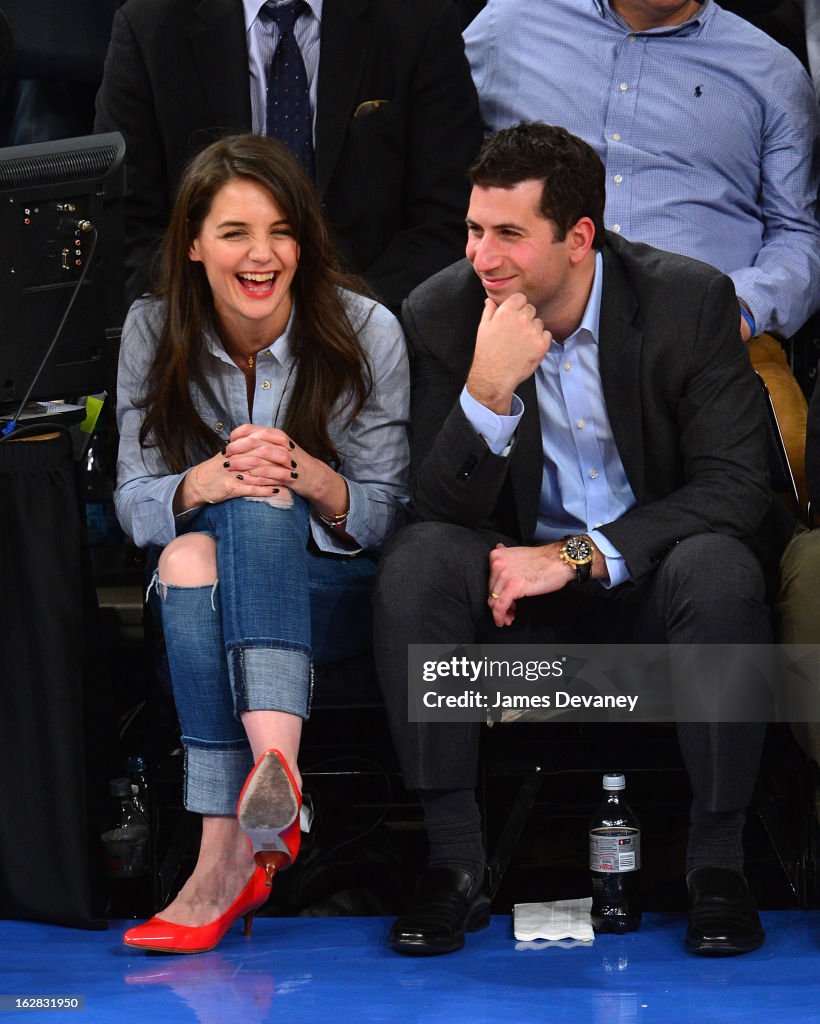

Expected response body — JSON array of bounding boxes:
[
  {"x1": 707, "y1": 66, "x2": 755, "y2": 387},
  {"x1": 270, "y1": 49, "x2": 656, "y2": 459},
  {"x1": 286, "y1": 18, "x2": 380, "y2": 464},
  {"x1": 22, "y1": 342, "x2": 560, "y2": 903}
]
[
  {"x1": 109, "y1": 777, "x2": 132, "y2": 797},
  {"x1": 603, "y1": 773, "x2": 625, "y2": 790}
]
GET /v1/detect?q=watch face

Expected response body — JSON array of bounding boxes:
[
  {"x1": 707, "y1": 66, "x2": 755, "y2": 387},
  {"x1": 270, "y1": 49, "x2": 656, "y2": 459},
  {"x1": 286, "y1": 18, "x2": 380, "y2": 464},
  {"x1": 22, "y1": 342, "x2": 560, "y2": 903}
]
[{"x1": 564, "y1": 536, "x2": 592, "y2": 563}]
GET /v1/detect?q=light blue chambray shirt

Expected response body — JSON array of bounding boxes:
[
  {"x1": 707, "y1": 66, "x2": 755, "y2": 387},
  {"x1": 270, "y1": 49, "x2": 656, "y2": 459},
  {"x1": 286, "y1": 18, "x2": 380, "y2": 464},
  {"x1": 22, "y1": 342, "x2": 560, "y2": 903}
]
[
  {"x1": 114, "y1": 290, "x2": 410, "y2": 555},
  {"x1": 465, "y1": 0, "x2": 820, "y2": 339},
  {"x1": 244, "y1": 0, "x2": 322, "y2": 139},
  {"x1": 460, "y1": 253, "x2": 636, "y2": 587}
]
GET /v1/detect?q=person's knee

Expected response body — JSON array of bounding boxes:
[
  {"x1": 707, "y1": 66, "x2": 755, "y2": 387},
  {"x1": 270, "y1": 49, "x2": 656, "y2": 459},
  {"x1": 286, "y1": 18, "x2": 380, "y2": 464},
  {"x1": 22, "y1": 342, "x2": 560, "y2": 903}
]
[
  {"x1": 654, "y1": 534, "x2": 768, "y2": 642},
  {"x1": 374, "y1": 522, "x2": 482, "y2": 610},
  {"x1": 660, "y1": 534, "x2": 765, "y2": 600},
  {"x1": 158, "y1": 533, "x2": 217, "y2": 587},
  {"x1": 775, "y1": 526, "x2": 820, "y2": 643}
]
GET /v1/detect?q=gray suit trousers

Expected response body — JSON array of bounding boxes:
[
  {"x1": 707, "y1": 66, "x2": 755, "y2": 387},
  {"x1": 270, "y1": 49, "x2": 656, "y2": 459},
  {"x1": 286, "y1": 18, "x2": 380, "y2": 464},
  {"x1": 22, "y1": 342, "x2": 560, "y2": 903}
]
[{"x1": 373, "y1": 522, "x2": 772, "y2": 813}]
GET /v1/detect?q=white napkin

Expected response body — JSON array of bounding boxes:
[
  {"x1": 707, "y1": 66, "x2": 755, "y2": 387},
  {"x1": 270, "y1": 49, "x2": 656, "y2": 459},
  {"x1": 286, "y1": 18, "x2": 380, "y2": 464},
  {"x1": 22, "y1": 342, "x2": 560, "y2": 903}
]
[{"x1": 513, "y1": 897, "x2": 594, "y2": 943}]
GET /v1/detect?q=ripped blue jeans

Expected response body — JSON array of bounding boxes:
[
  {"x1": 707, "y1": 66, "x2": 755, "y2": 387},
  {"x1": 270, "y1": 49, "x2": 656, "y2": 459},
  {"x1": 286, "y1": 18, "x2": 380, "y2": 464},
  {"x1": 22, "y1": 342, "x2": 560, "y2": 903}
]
[{"x1": 153, "y1": 495, "x2": 377, "y2": 815}]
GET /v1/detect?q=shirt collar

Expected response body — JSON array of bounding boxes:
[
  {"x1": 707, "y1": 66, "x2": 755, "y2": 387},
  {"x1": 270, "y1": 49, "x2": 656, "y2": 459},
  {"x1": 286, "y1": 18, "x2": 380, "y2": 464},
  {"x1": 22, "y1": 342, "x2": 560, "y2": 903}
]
[
  {"x1": 204, "y1": 303, "x2": 297, "y2": 368},
  {"x1": 594, "y1": 0, "x2": 710, "y2": 36},
  {"x1": 563, "y1": 251, "x2": 604, "y2": 348},
  {"x1": 243, "y1": 0, "x2": 323, "y2": 30}
]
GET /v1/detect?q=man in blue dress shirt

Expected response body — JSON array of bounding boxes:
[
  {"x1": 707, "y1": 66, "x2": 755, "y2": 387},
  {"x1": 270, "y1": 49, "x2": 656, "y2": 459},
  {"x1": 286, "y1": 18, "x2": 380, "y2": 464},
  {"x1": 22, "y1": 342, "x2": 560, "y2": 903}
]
[
  {"x1": 373, "y1": 122, "x2": 791, "y2": 959},
  {"x1": 464, "y1": 0, "x2": 820, "y2": 501},
  {"x1": 465, "y1": 0, "x2": 819, "y2": 344}
]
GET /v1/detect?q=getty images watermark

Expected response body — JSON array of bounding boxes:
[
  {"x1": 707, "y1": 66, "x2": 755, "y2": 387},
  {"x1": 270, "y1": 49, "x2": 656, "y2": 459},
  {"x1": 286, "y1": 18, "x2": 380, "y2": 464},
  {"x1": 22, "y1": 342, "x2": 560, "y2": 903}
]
[{"x1": 408, "y1": 644, "x2": 820, "y2": 724}]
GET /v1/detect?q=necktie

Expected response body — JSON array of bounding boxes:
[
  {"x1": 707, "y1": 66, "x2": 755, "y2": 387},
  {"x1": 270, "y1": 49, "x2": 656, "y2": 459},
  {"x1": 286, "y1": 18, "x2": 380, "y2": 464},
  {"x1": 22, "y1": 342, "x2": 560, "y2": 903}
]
[{"x1": 261, "y1": 1, "x2": 315, "y2": 178}]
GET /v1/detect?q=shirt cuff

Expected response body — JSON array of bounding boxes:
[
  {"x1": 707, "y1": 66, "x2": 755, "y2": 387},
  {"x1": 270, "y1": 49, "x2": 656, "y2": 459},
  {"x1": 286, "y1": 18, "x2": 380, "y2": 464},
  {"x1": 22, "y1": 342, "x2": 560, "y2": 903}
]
[
  {"x1": 728, "y1": 269, "x2": 766, "y2": 335},
  {"x1": 589, "y1": 529, "x2": 631, "y2": 589},
  {"x1": 310, "y1": 477, "x2": 365, "y2": 555},
  {"x1": 459, "y1": 386, "x2": 523, "y2": 455}
]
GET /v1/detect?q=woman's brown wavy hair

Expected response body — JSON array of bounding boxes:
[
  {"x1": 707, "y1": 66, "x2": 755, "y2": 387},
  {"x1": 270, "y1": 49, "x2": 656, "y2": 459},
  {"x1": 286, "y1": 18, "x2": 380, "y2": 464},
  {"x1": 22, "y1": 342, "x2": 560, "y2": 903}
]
[{"x1": 137, "y1": 133, "x2": 373, "y2": 472}]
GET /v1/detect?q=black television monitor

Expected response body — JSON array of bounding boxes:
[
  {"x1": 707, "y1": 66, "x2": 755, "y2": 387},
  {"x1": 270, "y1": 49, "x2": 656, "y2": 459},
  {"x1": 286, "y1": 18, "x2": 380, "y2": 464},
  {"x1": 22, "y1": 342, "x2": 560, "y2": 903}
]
[{"x1": 0, "y1": 132, "x2": 125, "y2": 406}]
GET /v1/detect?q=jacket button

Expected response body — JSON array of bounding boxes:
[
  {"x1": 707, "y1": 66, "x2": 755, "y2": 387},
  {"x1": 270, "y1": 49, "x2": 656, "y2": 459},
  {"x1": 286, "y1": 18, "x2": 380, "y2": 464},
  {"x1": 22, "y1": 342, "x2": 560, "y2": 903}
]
[{"x1": 456, "y1": 454, "x2": 478, "y2": 480}]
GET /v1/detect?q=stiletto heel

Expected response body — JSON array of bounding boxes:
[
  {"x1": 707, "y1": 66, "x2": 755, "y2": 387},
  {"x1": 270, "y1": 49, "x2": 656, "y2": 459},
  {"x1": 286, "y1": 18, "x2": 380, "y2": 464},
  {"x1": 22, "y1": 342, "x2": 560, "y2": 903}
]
[
  {"x1": 237, "y1": 749, "x2": 302, "y2": 883},
  {"x1": 255, "y1": 849, "x2": 291, "y2": 887},
  {"x1": 122, "y1": 866, "x2": 270, "y2": 954}
]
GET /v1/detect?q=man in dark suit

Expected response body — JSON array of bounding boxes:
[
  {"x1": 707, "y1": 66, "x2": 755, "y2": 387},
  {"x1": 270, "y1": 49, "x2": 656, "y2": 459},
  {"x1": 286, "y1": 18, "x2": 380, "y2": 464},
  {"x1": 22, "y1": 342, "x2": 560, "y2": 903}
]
[
  {"x1": 373, "y1": 122, "x2": 791, "y2": 958},
  {"x1": 94, "y1": 0, "x2": 482, "y2": 311}
]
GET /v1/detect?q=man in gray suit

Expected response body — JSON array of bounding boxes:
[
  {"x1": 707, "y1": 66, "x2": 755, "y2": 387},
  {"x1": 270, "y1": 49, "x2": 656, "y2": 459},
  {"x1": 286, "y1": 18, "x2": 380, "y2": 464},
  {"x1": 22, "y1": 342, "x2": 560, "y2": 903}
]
[{"x1": 373, "y1": 122, "x2": 791, "y2": 958}]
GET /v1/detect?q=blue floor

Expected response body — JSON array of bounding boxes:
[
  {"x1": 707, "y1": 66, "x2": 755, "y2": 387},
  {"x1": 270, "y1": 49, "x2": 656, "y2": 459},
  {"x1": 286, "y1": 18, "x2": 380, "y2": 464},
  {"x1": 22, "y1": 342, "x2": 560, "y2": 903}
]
[{"x1": 3, "y1": 912, "x2": 820, "y2": 1023}]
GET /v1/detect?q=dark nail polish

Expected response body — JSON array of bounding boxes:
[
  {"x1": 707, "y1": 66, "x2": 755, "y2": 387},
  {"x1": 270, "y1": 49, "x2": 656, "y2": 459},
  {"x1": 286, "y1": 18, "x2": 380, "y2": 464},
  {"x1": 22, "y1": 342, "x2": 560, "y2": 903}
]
[
  {"x1": 290, "y1": 471, "x2": 298, "y2": 479},
  {"x1": 272, "y1": 487, "x2": 280, "y2": 494},
  {"x1": 223, "y1": 461, "x2": 231, "y2": 468},
  {"x1": 236, "y1": 473, "x2": 244, "y2": 481},
  {"x1": 289, "y1": 440, "x2": 295, "y2": 449},
  {"x1": 290, "y1": 459, "x2": 297, "y2": 468}
]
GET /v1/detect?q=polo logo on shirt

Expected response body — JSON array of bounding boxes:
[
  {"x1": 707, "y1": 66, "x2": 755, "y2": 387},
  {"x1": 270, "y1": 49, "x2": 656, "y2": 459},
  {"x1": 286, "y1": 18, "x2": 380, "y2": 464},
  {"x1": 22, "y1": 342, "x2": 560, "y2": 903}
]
[{"x1": 694, "y1": 85, "x2": 703, "y2": 97}]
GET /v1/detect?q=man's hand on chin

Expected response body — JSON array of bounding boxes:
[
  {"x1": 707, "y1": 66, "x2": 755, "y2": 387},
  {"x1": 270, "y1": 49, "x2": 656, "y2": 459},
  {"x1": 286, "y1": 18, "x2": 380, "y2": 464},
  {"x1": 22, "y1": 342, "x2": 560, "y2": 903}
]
[{"x1": 466, "y1": 294, "x2": 552, "y2": 415}]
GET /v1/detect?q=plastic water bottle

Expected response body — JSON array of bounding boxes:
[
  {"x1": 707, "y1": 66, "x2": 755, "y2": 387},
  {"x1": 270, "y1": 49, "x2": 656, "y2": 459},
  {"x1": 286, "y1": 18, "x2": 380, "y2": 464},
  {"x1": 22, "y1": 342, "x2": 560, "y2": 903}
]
[
  {"x1": 125, "y1": 755, "x2": 150, "y2": 820},
  {"x1": 589, "y1": 772, "x2": 642, "y2": 933},
  {"x1": 101, "y1": 777, "x2": 154, "y2": 918},
  {"x1": 101, "y1": 777, "x2": 150, "y2": 879}
]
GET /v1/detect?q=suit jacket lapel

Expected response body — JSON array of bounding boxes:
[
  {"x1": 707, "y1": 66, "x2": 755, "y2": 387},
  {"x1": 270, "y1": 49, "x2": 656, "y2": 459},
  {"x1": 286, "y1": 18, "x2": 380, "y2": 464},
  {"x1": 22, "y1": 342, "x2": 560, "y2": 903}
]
[
  {"x1": 315, "y1": 0, "x2": 371, "y2": 195},
  {"x1": 498, "y1": 240, "x2": 647, "y2": 539},
  {"x1": 508, "y1": 375, "x2": 542, "y2": 541},
  {"x1": 598, "y1": 241, "x2": 645, "y2": 503},
  {"x1": 189, "y1": 0, "x2": 252, "y2": 129}
]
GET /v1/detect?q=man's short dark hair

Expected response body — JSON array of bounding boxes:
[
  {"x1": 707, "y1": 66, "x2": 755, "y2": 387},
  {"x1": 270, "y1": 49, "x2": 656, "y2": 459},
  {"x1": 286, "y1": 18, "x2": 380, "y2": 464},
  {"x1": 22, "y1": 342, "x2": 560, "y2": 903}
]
[{"x1": 469, "y1": 122, "x2": 606, "y2": 251}]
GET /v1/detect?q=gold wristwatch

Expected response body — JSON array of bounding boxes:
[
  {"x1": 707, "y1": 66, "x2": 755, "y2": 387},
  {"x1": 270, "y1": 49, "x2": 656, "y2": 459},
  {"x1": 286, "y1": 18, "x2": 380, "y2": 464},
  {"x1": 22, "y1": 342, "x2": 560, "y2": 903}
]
[{"x1": 559, "y1": 534, "x2": 594, "y2": 583}]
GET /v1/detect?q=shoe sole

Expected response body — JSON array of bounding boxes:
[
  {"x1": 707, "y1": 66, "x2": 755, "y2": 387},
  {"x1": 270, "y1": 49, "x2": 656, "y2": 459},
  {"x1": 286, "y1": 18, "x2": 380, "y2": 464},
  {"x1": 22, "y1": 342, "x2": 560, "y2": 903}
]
[
  {"x1": 238, "y1": 752, "x2": 299, "y2": 832},
  {"x1": 389, "y1": 900, "x2": 491, "y2": 957},
  {"x1": 123, "y1": 939, "x2": 217, "y2": 955},
  {"x1": 685, "y1": 934, "x2": 765, "y2": 957}
]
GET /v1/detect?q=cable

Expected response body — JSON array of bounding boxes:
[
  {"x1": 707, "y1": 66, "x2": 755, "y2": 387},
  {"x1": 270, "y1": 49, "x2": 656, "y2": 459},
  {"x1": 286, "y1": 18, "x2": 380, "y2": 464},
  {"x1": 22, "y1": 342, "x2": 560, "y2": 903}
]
[
  {"x1": 0, "y1": 419, "x2": 74, "y2": 445},
  {"x1": 0, "y1": 222, "x2": 98, "y2": 441},
  {"x1": 117, "y1": 700, "x2": 147, "y2": 744},
  {"x1": 299, "y1": 754, "x2": 395, "y2": 865}
]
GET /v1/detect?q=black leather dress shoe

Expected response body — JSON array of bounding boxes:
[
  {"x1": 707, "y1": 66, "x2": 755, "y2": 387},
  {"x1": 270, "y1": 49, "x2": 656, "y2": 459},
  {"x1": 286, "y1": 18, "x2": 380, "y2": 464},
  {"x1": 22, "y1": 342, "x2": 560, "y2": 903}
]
[
  {"x1": 685, "y1": 866, "x2": 765, "y2": 956},
  {"x1": 388, "y1": 866, "x2": 491, "y2": 956}
]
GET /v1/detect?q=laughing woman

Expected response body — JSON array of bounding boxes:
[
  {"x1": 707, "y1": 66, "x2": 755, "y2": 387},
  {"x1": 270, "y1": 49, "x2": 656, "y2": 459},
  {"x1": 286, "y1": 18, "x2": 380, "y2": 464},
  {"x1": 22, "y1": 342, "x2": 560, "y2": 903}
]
[{"x1": 114, "y1": 134, "x2": 410, "y2": 953}]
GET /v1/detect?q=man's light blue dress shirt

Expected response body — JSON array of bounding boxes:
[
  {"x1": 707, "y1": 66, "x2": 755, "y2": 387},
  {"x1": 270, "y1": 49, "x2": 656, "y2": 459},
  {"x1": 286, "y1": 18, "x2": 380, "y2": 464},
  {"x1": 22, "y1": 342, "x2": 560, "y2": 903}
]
[
  {"x1": 461, "y1": 253, "x2": 636, "y2": 586},
  {"x1": 465, "y1": 0, "x2": 820, "y2": 339}
]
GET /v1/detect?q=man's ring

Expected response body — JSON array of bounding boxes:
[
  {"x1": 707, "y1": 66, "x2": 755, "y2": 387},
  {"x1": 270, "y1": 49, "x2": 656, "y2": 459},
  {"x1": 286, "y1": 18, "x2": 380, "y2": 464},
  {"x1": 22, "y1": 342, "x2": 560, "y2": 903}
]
[{"x1": 489, "y1": 591, "x2": 500, "y2": 600}]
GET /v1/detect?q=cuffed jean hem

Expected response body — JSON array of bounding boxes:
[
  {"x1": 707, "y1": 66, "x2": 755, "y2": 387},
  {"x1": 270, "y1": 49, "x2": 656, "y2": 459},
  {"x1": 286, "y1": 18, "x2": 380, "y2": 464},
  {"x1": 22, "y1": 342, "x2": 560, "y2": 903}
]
[
  {"x1": 184, "y1": 745, "x2": 254, "y2": 816},
  {"x1": 228, "y1": 644, "x2": 312, "y2": 719}
]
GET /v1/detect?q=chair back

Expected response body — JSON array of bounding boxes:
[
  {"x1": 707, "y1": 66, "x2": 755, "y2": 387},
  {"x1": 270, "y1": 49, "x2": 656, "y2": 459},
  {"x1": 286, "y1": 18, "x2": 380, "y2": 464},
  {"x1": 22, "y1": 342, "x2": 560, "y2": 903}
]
[
  {"x1": 0, "y1": 1, "x2": 121, "y2": 84},
  {"x1": 756, "y1": 370, "x2": 800, "y2": 514}
]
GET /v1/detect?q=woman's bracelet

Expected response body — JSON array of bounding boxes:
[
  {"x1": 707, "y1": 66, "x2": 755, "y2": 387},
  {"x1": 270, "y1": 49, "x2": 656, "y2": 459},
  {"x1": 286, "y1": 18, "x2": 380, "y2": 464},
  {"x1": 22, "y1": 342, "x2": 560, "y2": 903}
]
[
  {"x1": 192, "y1": 464, "x2": 216, "y2": 505},
  {"x1": 318, "y1": 508, "x2": 349, "y2": 530}
]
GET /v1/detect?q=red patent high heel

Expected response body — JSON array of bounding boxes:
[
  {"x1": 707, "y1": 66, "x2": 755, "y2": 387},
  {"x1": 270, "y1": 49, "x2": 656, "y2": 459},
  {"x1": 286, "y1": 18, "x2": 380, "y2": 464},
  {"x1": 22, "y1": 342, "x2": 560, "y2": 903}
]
[
  {"x1": 237, "y1": 749, "x2": 302, "y2": 887},
  {"x1": 122, "y1": 866, "x2": 270, "y2": 954}
]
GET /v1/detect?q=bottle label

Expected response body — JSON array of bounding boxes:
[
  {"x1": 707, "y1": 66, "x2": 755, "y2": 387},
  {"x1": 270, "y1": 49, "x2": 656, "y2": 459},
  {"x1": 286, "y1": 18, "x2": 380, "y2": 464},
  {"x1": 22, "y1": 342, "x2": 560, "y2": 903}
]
[
  {"x1": 101, "y1": 828, "x2": 149, "y2": 877},
  {"x1": 589, "y1": 827, "x2": 640, "y2": 873}
]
